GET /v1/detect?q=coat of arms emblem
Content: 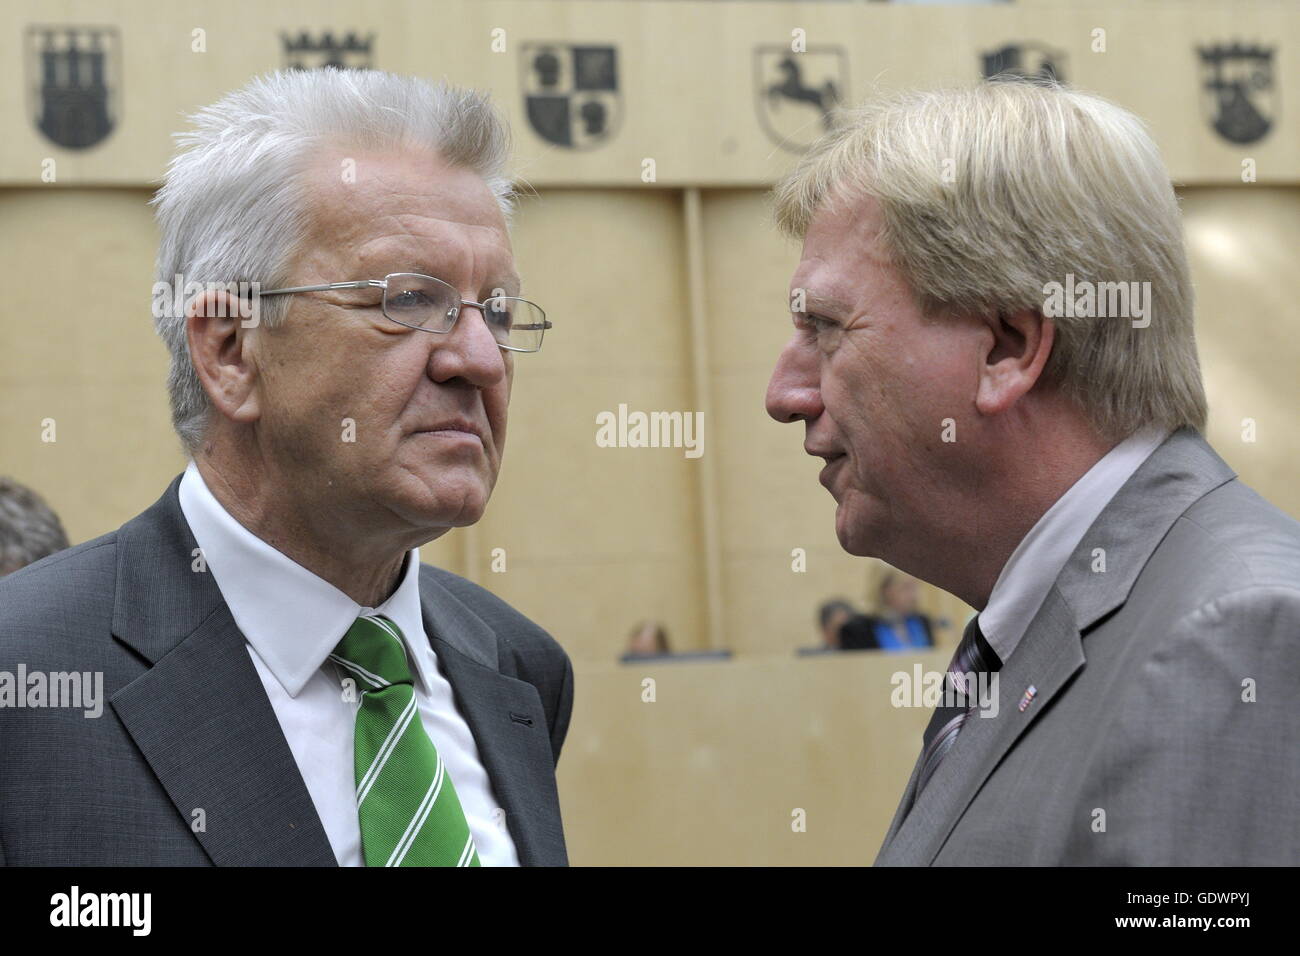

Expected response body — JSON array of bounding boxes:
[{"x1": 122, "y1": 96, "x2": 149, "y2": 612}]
[
  {"x1": 26, "y1": 25, "x2": 119, "y2": 150},
  {"x1": 522, "y1": 43, "x2": 621, "y2": 149},
  {"x1": 1198, "y1": 42, "x2": 1276, "y2": 144},
  {"x1": 754, "y1": 46, "x2": 847, "y2": 153}
]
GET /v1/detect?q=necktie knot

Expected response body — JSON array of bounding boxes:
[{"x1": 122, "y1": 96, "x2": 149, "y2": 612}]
[
  {"x1": 949, "y1": 615, "x2": 1002, "y2": 698},
  {"x1": 908, "y1": 615, "x2": 1003, "y2": 808},
  {"x1": 330, "y1": 614, "x2": 413, "y2": 691}
]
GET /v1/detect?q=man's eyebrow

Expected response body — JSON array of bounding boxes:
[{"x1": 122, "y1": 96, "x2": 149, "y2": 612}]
[
  {"x1": 349, "y1": 260, "x2": 441, "y2": 281},
  {"x1": 801, "y1": 291, "x2": 853, "y2": 315},
  {"x1": 488, "y1": 275, "x2": 523, "y2": 297},
  {"x1": 355, "y1": 261, "x2": 522, "y2": 296}
]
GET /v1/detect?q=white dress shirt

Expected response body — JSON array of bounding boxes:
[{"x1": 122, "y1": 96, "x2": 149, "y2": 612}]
[
  {"x1": 177, "y1": 462, "x2": 519, "y2": 867},
  {"x1": 979, "y1": 428, "x2": 1170, "y2": 665}
]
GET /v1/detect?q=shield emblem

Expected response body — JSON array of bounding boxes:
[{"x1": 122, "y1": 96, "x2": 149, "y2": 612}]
[
  {"x1": 755, "y1": 46, "x2": 847, "y2": 153},
  {"x1": 26, "y1": 25, "x2": 119, "y2": 150},
  {"x1": 1198, "y1": 43, "x2": 1276, "y2": 145},
  {"x1": 280, "y1": 31, "x2": 375, "y2": 70},
  {"x1": 980, "y1": 43, "x2": 1067, "y2": 84},
  {"x1": 522, "y1": 43, "x2": 621, "y2": 149}
]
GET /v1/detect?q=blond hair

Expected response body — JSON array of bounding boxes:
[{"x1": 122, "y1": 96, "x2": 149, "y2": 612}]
[{"x1": 773, "y1": 80, "x2": 1207, "y2": 440}]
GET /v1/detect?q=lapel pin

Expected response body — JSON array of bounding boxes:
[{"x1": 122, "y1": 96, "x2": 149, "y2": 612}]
[{"x1": 1018, "y1": 685, "x2": 1038, "y2": 712}]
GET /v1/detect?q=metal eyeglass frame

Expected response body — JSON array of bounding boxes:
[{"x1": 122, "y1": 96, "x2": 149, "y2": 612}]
[{"x1": 256, "y1": 272, "x2": 552, "y2": 352}]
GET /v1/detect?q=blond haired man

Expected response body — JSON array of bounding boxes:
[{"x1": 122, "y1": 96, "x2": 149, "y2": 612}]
[{"x1": 767, "y1": 80, "x2": 1300, "y2": 865}]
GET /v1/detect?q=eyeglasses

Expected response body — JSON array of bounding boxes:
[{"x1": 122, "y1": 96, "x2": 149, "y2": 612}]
[{"x1": 257, "y1": 272, "x2": 551, "y2": 352}]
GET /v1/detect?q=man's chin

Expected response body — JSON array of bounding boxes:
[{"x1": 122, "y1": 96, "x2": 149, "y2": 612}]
[
  {"x1": 834, "y1": 501, "x2": 877, "y2": 558},
  {"x1": 398, "y1": 499, "x2": 488, "y2": 539},
  {"x1": 391, "y1": 470, "x2": 494, "y2": 530},
  {"x1": 835, "y1": 527, "x2": 872, "y2": 557}
]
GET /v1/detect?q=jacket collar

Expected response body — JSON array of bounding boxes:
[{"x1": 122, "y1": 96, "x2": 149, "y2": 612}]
[
  {"x1": 109, "y1": 476, "x2": 562, "y2": 866},
  {"x1": 1052, "y1": 427, "x2": 1235, "y2": 631},
  {"x1": 876, "y1": 428, "x2": 1236, "y2": 865},
  {"x1": 110, "y1": 476, "x2": 338, "y2": 865}
]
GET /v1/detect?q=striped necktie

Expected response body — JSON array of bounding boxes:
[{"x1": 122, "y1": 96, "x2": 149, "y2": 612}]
[
  {"x1": 330, "y1": 614, "x2": 480, "y2": 867},
  {"x1": 911, "y1": 615, "x2": 1002, "y2": 802}
]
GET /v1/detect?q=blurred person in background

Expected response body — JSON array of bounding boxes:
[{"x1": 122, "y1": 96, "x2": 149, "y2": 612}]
[
  {"x1": 623, "y1": 620, "x2": 671, "y2": 659},
  {"x1": 838, "y1": 572, "x2": 935, "y2": 652},
  {"x1": 0, "y1": 477, "x2": 69, "y2": 577},
  {"x1": 871, "y1": 572, "x2": 935, "y2": 650},
  {"x1": 816, "y1": 598, "x2": 856, "y2": 649}
]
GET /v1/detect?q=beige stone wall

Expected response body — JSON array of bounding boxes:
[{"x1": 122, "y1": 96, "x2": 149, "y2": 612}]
[{"x1": 4, "y1": 1, "x2": 1296, "y2": 186}]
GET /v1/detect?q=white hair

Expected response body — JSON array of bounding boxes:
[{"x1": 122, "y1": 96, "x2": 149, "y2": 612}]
[
  {"x1": 773, "y1": 79, "x2": 1207, "y2": 441},
  {"x1": 151, "y1": 68, "x2": 515, "y2": 454}
]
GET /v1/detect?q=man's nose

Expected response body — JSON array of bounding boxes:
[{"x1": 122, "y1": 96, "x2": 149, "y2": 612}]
[
  {"x1": 426, "y1": 301, "x2": 507, "y2": 387},
  {"x1": 765, "y1": 337, "x2": 823, "y2": 424}
]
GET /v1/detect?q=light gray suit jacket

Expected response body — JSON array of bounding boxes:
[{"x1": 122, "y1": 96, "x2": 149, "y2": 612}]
[
  {"x1": 876, "y1": 428, "x2": 1300, "y2": 865},
  {"x1": 0, "y1": 476, "x2": 573, "y2": 866}
]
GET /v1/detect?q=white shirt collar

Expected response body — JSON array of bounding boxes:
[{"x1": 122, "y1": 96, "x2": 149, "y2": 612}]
[
  {"x1": 979, "y1": 427, "x2": 1169, "y2": 664},
  {"x1": 177, "y1": 461, "x2": 433, "y2": 698}
]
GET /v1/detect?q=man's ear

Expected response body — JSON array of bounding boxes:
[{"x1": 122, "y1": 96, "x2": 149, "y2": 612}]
[
  {"x1": 186, "y1": 289, "x2": 262, "y2": 426},
  {"x1": 974, "y1": 308, "x2": 1055, "y2": 417}
]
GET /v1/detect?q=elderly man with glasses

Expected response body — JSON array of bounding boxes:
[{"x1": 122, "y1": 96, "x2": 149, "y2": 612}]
[{"x1": 0, "y1": 69, "x2": 571, "y2": 867}]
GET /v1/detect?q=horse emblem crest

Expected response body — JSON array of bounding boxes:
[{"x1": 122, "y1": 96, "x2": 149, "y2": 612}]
[{"x1": 754, "y1": 46, "x2": 847, "y2": 153}]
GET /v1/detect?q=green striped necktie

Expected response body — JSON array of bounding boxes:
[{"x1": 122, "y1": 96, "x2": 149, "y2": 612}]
[{"x1": 330, "y1": 614, "x2": 481, "y2": 867}]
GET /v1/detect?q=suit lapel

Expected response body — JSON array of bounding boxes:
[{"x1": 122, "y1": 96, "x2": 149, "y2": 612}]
[
  {"x1": 877, "y1": 731, "x2": 931, "y2": 852},
  {"x1": 876, "y1": 590, "x2": 1083, "y2": 865},
  {"x1": 419, "y1": 570, "x2": 568, "y2": 866},
  {"x1": 875, "y1": 429, "x2": 1237, "y2": 865},
  {"x1": 109, "y1": 477, "x2": 337, "y2": 866}
]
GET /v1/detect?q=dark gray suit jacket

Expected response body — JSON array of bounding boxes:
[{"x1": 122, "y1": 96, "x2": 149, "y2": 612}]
[
  {"x1": 876, "y1": 429, "x2": 1300, "y2": 865},
  {"x1": 0, "y1": 476, "x2": 573, "y2": 866}
]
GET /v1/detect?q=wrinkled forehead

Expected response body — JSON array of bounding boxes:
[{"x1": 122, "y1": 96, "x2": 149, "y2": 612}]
[
  {"x1": 791, "y1": 195, "x2": 892, "y2": 311},
  {"x1": 789, "y1": 255, "x2": 860, "y2": 318},
  {"x1": 299, "y1": 146, "x2": 515, "y2": 277}
]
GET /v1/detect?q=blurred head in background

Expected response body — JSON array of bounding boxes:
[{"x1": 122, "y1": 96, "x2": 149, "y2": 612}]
[
  {"x1": 626, "y1": 620, "x2": 671, "y2": 657},
  {"x1": 766, "y1": 80, "x2": 1206, "y2": 608},
  {"x1": 0, "y1": 477, "x2": 69, "y2": 577},
  {"x1": 817, "y1": 598, "x2": 856, "y2": 648},
  {"x1": 877, "y1": 572, "x2": 920, "y2": 620}
]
